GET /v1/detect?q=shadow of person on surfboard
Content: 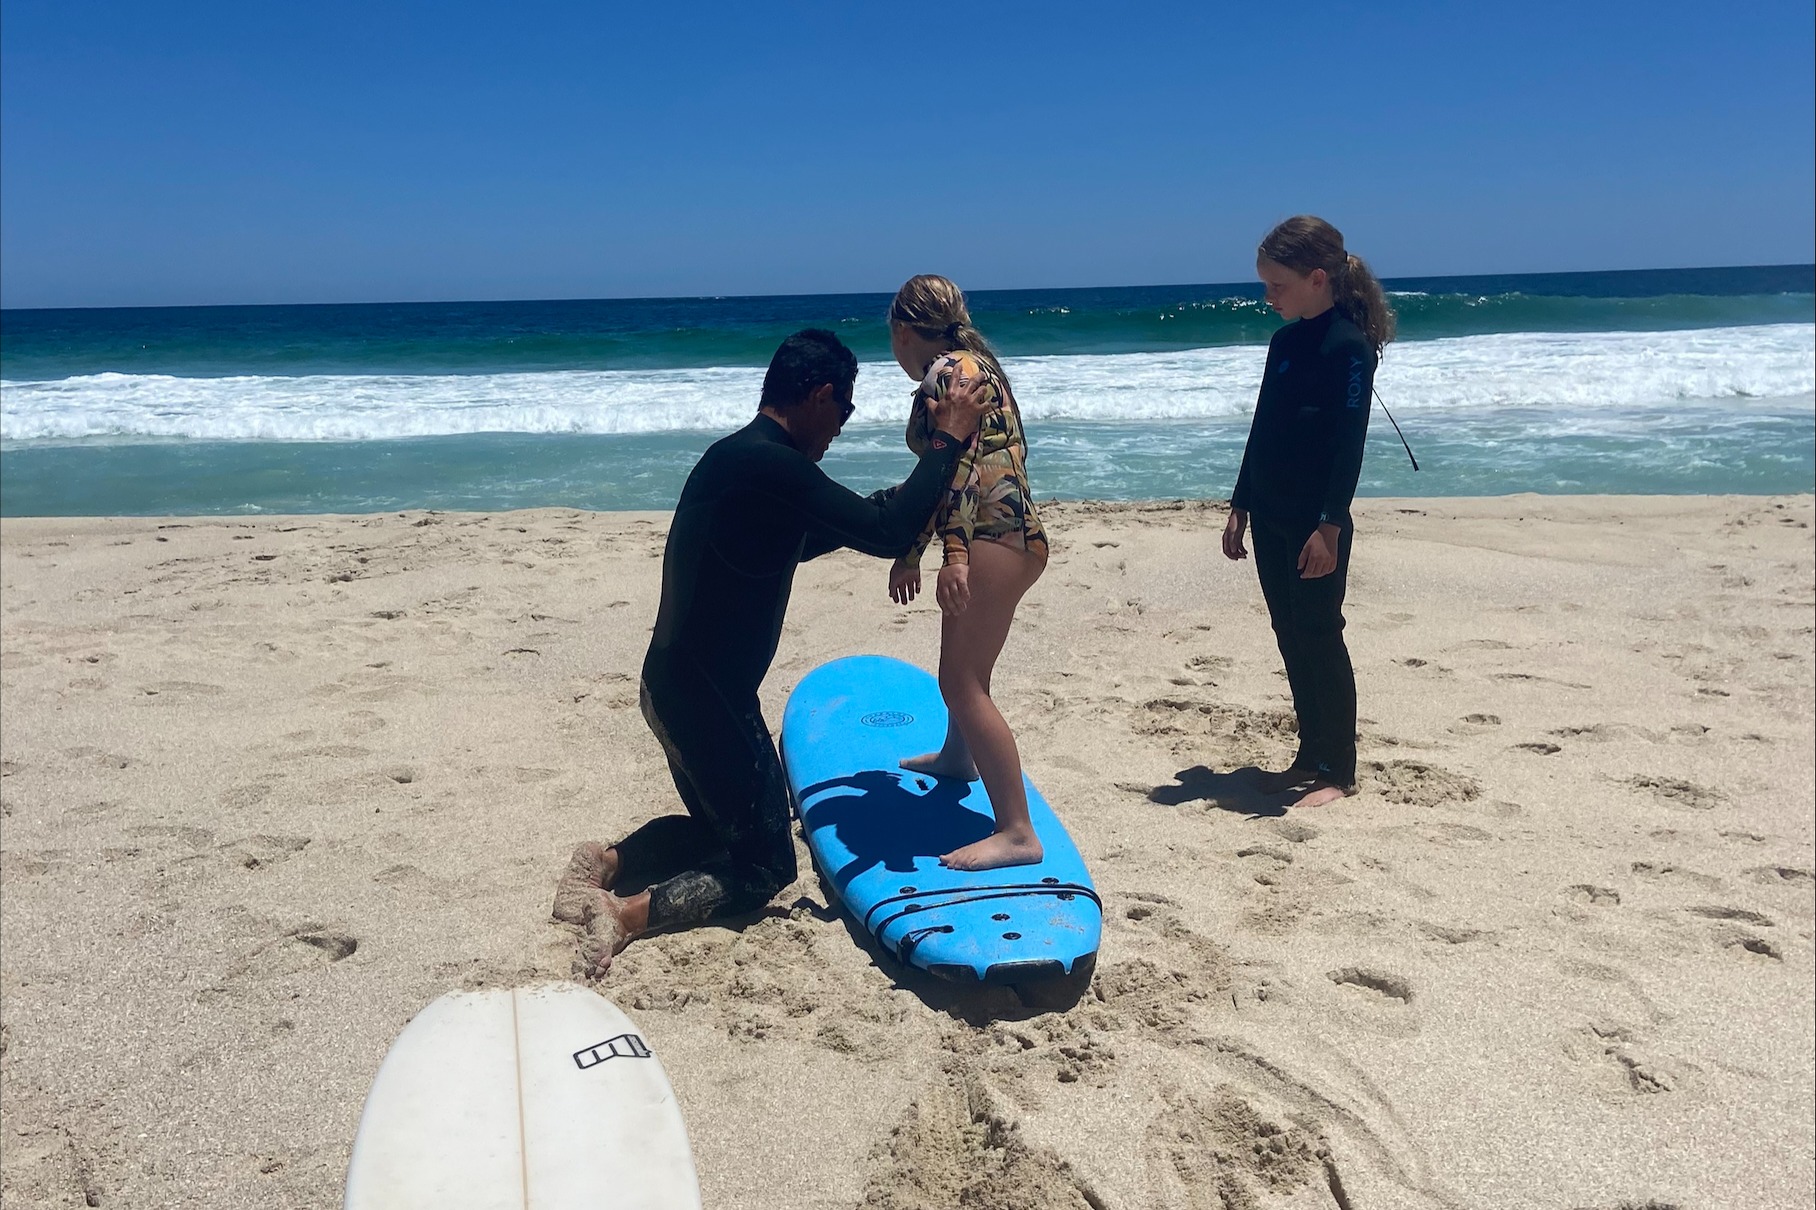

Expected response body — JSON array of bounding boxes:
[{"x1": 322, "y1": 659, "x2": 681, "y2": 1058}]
[{"x1": 796, "y1": 769, "x2": 996, "y2": 890}]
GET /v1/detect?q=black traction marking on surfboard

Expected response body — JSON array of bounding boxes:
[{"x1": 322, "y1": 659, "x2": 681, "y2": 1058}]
[
  {"x1": 863, "y1": 882, "x2": 1104, "y2": 935},
  {"x1": 573, "y1": 1033, "x2": 651, "y2": 1069},
  {"x1": 871, "y1": 886, "x2": 1105, "y2": 966},
  {"x1": 897, "y1": 925, "x2": 955, "y2": 962}
]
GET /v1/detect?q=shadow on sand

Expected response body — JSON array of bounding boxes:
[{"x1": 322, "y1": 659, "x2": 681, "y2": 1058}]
[{"x1": 1142, "y1": 764, "x2": 1295, "y2": 818}]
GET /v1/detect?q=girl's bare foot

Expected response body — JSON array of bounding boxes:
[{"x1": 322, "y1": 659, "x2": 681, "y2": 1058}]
[
  {"x1": 551, "y1": 841, "x2": 619, "y2": 925},
  {"x1": 1257, "y1": 765, "x2": 1318, "y2": 794},
  {"x1": 940, "y1": 827, "x2": 1043, "y2": 871},
  {"x1": 901, "y1": 750, "x2": 979, "y2": 781},
  {"x1": 1289, "y1": 780, "x2": 1355, "y2": 809}
]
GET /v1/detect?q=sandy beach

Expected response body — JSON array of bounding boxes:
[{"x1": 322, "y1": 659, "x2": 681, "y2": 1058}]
[{"x1": 1, "y1": 493, "x2": 1811, "y2": 1209}]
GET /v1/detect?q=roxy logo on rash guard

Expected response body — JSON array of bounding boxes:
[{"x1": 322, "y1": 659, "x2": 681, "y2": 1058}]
[{"x1": 1346, "y1": 356, "x2": 1366, "y2": 408}]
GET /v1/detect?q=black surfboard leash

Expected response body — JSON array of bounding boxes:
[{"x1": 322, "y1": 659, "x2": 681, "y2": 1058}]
[{"x1": 1375, "y1": 387, "x2": 1419, "y2": 471}]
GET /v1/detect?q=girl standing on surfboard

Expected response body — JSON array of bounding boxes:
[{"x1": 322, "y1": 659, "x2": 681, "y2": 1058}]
[
  {"x1": 1223, "y1": 215, "x2": 1395, "y2": 809},
  {"x1": 885, "y1": 274, "x2": 1049, "y2": 870}
]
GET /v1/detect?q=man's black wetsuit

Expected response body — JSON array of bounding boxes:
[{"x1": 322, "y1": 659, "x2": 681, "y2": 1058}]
[
  {"x1": 624, "y1": 413, "x2": 970, "y2": 931},
  {"x1": 1231, "y1": 307, "x2": 1377, "y2": 787}
]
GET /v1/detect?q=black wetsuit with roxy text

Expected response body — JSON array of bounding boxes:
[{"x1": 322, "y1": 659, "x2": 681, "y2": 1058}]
[{"x1": 1230, "y1": 308, "x2": 1378, "y2": 787}]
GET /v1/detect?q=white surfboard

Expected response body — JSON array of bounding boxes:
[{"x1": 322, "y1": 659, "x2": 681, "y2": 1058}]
[{"x1": 344, "y1": 981, "x2": 701, "y2": 1210}]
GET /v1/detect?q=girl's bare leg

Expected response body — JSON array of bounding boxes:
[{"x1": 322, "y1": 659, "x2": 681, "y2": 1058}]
[
  {"x1": 899, "y1": 722, "x2": 979, "y2": 780},
  {"x1": 920, "y1": 538, "x2": 1046, "y2": 871}
]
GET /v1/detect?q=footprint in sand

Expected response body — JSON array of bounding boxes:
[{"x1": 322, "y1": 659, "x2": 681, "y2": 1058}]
[
  {"x1": 64, "y1": 747, "x2": 135, "y2": 770},
  {"x1": 1132, "y1": 698, "x2": 1297, "y2": 743},
  {"x1": 218, "y1": 782, "x2": 275, "y2": 810},
  {"x1": 1492, "y1": 670, "x2": 1593, "y2": 689},
  {"x1": 1564, "y1": 1022, "x2": 1685, "y2": 1096},
  {"x1": 134, "y1": 679, "x2": 227, "y2": 697},
  {"x1": 1685, "y1": 905, "x2": 1775, "y2": 926},
  {"x1": 859, "y1": 1067, "x2": 1102, "y2": 1209},
  {"x1": 284, "y1": 744, "x2": 373, "y2": 761},
  {"x1": 373, "y1": 863, "x2": 435, "y2": 888},
  {"x1": 1746, "y1": 865, "x2": 1815, "y2": 888},
  {"x1": 129, "y1": 823, "x2": 216, "y2": 851},
  {"x1": 1565, "y1": 885, "x2": 1621, "y2": 907},
  {"x1": 342, "y1": 710, "x2": 389, "y2": 736},
  {"x1": 219, "y1": 835, "x2": 311, "y2": 871},
  {"x1": 1327, "y1": 966, "x2": 1413, "y2": 1004},
  {"x1": 1105, "y1": 900, "x2": 1232, "y2": 1025},
  {"x1": 228, "y1": 927, "x2": 359, "y2": 980},
  {"x1": 1142, "y1": 1087, "x2": 1323, "y2": 1209},
  {"x1": 1417, "y1": 922, "x2": 1489, "y2": 945},
  {"x1": 1625, "y1": 775, "x2": 1725, "y2": 811},
  {"x1": 1719, "y1": 933, "x2": 1782, "y2": 961},
  {"x1": 1266, "y1": 818, "x2": 1321, "y2": 844},
  {"x1": 1362, "y1": 759, "x2": 1481, "y2": 808},
  {"x1": 1630, "y1": 861, "x2": 1724, "y2": 891}
]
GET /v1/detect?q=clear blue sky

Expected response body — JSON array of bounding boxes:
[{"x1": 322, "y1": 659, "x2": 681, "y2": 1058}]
[{"x1": 3, "y1": 1, "x2": 1812, "y2": 308}]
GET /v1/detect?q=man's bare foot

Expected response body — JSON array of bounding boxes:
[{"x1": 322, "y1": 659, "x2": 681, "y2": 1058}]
[
  {"x1": 1257, "y1": 765, "x2": 1318, "y2": 794},
  {"x1": 1289, "y1": 780, "x2": 1355, "y2": 809},
  {"x1": 575, "y1": 891, "x2": 643, "y2": 980},
  {"x1": 940, "y1": 828, "x2": 1043, "y2": 871},
  {"x1": 551, "y1": 841, "x2": 619, "y2": 925},
  {"x1": 900, "y1": 750, "x2": 979, "y2": 781}
]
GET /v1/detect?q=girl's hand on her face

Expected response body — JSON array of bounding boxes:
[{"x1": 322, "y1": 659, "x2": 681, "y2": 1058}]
[
  {"x1": 936, "y1": 563, "x2": 971, "y2": 616},
  {"x1": 1297, "y1": 525, "x2": 1339, "y2": 579},
  {"x1": 889, "y1": 563, "x2": 921, "y2": 605},
  {"x1": 1221, "y1": 509, "x2": 1249, "y2": 561}
]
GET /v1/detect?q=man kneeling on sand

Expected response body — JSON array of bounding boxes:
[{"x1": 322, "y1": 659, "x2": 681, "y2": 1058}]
[{"x1": 553, "y1": 328, "x2": 987, "y2": 976}]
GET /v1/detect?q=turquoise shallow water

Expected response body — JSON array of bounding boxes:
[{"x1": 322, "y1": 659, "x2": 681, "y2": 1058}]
[
  {"x1": 2, "y1": 266, "x2": 1811, "y2": 515},
  {"x1": 4, "y1": 404, "x2": 1807, "y2": 517}
]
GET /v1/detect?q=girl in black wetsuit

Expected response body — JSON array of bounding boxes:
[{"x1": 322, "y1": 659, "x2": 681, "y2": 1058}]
[{"x1": 1223, "y1": 215, "x2": 1397, "y2": 809}]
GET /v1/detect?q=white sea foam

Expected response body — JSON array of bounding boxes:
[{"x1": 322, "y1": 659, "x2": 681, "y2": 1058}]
[{"x1": 2, "y1": 324, "x2": 1810, "y2": 442}]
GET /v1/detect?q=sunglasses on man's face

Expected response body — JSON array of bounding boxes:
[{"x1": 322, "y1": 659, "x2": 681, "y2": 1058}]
[{"x1": 837, "y1": 396, "x2": 856, "y2": 425}]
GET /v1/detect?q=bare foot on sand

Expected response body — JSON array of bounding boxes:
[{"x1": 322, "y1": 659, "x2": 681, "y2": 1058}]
[
  {"x1": 551, "y1": 840, "x2": 619, "y2": 925},
  {"x1": 1257, "y1": 765, "x2": 1318, "y2": 794},
  {"x1": 940, "y1": 828, "x2": 1043, "y2": 871},
  {"x1": 901, "y1": 750, "x2": 980, "y2": 781},
  {"x1": 575, "y1": 891, "x2": 648, "y2": 980},
  {"x1": 1289, "y1": 780, "x2": 1355, "y2": 809}
]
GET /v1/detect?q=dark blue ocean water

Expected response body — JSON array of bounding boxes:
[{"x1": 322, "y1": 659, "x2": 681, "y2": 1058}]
[{"x1": 2, "y1": 265, "x2": 1811, "y2": 515}]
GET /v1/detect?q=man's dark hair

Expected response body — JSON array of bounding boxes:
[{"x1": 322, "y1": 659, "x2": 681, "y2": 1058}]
[{"x1": 760, "y1": 329, "x2": 858, "y2": 412}]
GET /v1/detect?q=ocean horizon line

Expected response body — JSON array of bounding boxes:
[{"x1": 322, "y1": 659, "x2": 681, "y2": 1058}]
[{"x1": 4, "y1": 262, "x2": 1812, "y2": 316}]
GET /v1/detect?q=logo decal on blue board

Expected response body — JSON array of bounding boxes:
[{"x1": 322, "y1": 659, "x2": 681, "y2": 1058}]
[
  {"x1": 573, "y1": 1033, "x2": 651, "y2": 1069},
  {"x1": 860, "y1": 711, "x2": 914, "y2": 728}
]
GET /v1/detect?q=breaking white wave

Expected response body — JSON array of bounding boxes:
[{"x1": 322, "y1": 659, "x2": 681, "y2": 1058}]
[{"x1": 3, "y1": 324, "x2": 1810, "y2": 443}]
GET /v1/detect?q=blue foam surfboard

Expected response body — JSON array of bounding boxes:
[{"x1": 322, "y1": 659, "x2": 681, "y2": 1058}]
[{"x1": 780, "y1": 655, "x2": 1101, "y2": 986}]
